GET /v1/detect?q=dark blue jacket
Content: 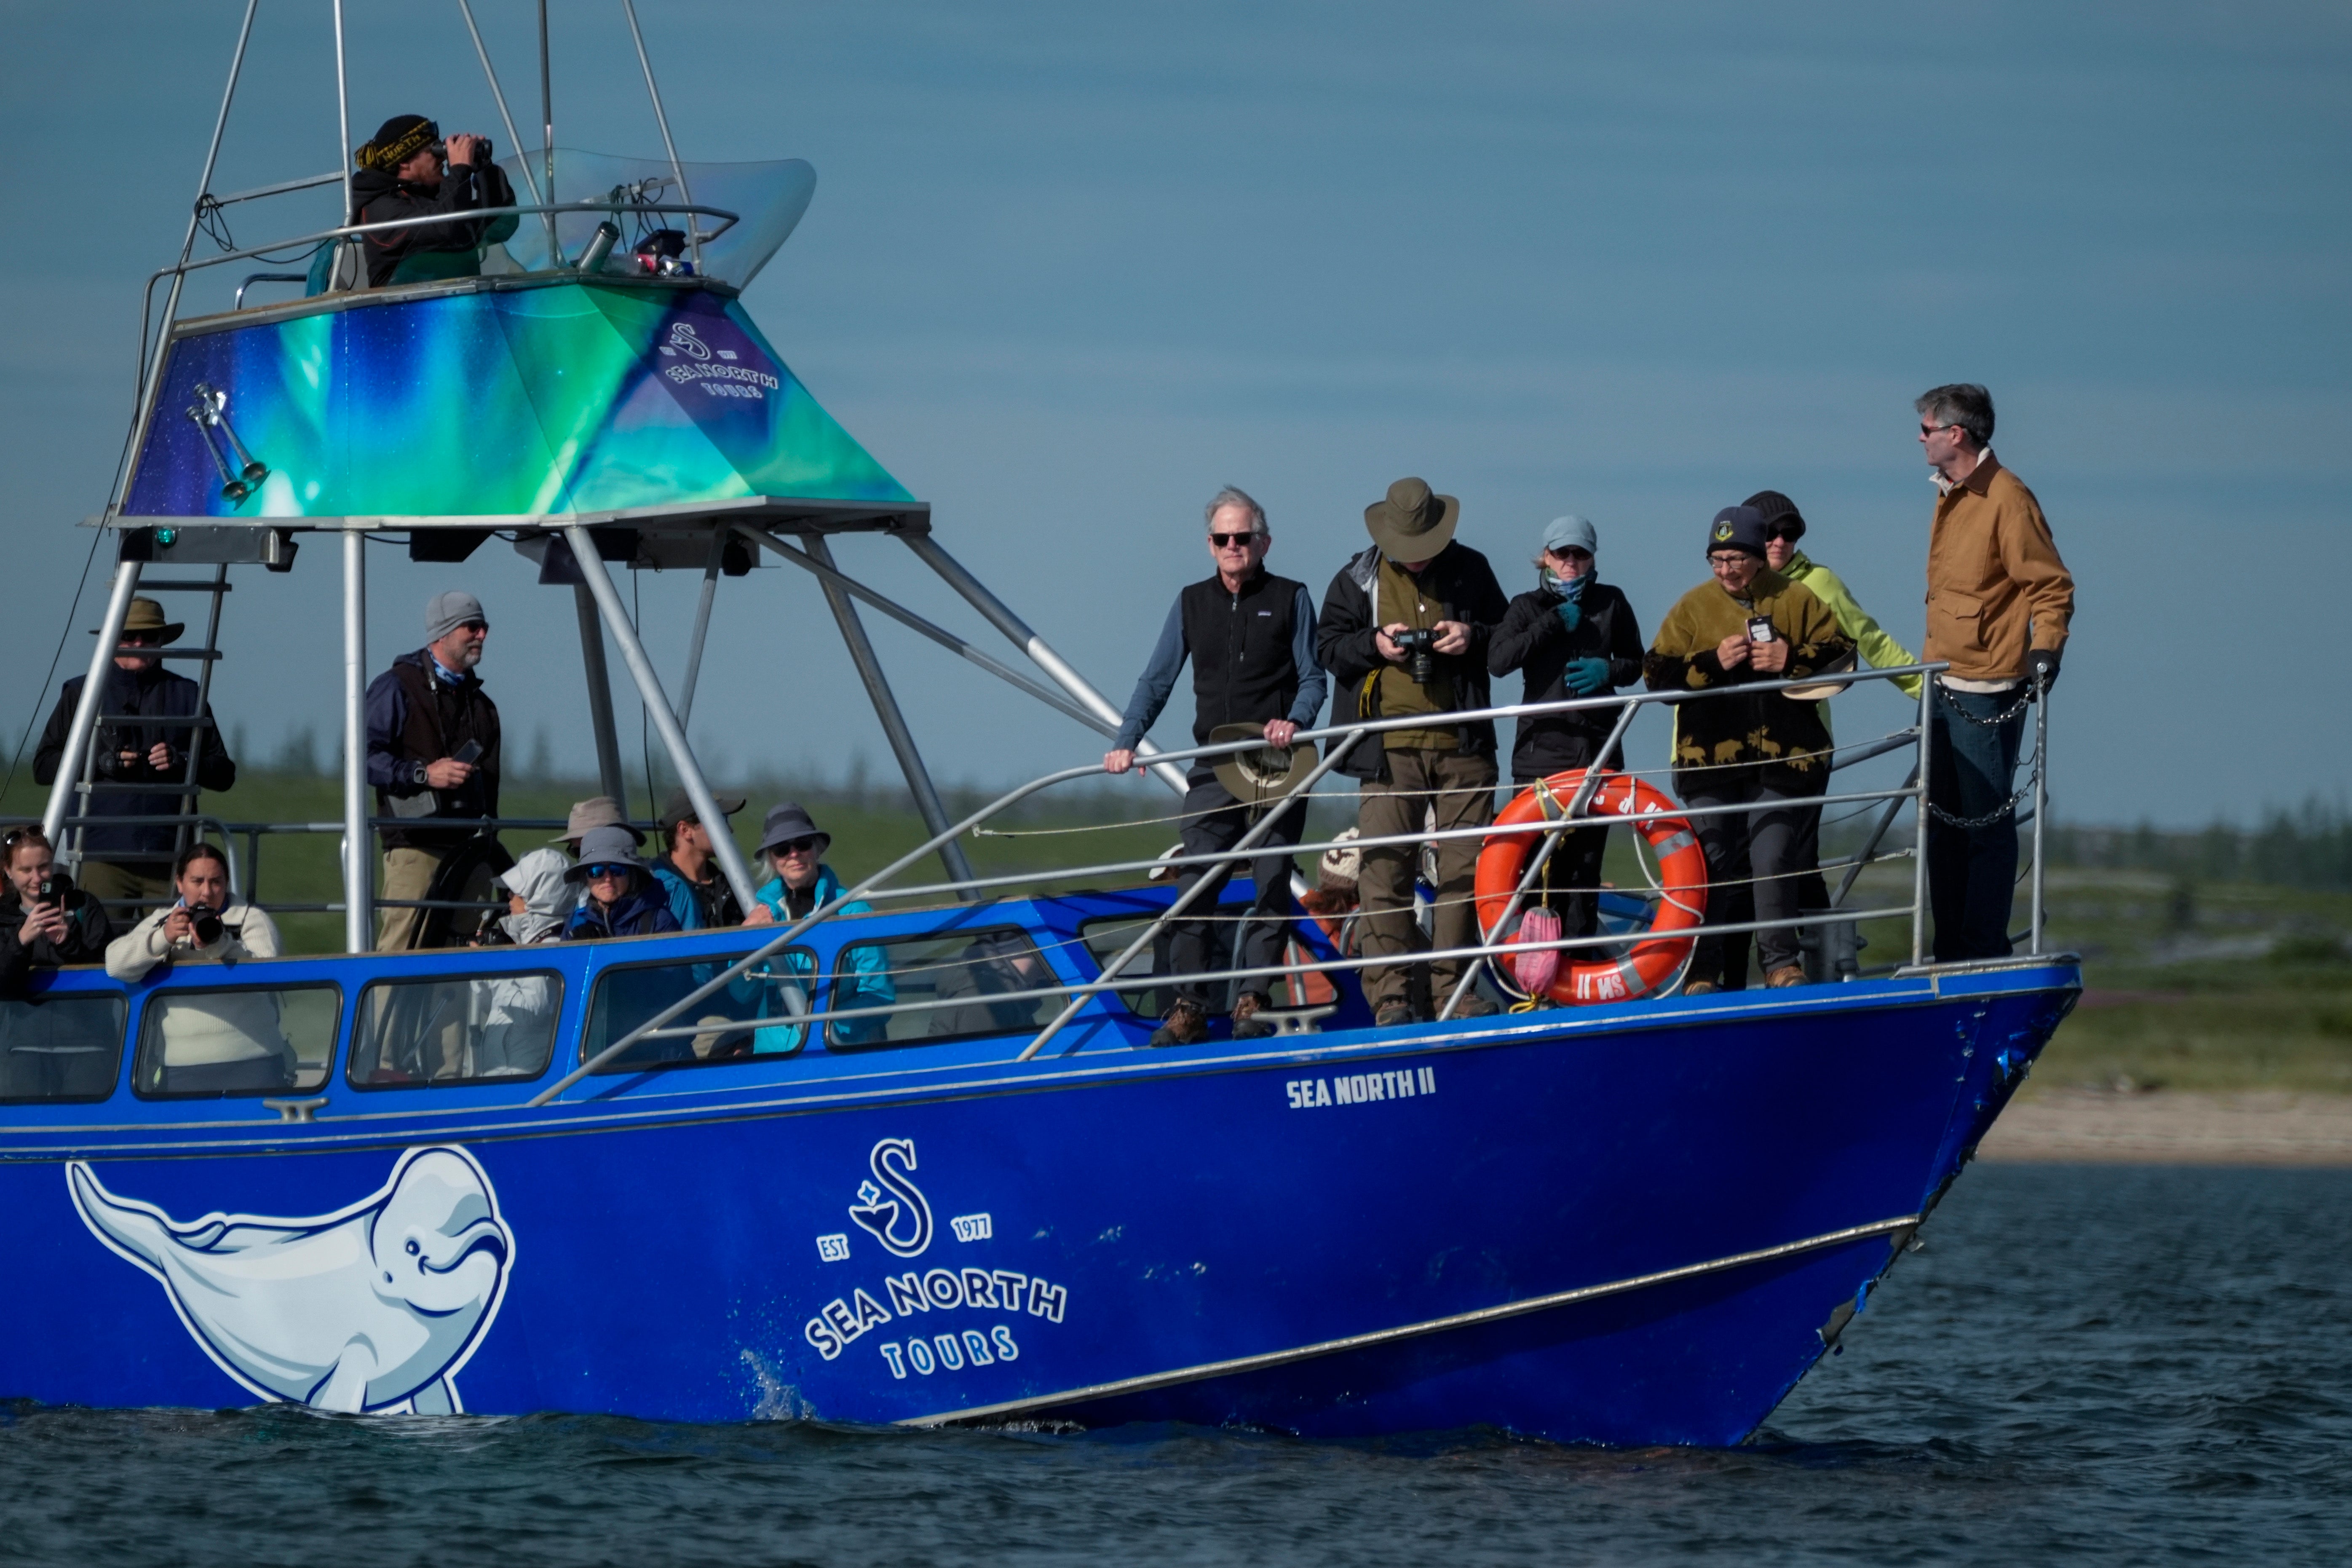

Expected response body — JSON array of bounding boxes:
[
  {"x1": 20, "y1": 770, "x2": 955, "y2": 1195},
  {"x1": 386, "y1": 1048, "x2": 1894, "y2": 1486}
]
[{"x1": 561, "y1": 881, "x2": 682, "y2": 942}]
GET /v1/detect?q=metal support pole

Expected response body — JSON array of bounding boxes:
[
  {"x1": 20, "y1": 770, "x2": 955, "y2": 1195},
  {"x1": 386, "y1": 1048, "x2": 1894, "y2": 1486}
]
[
  {"x1": 621, "y1": 0, "x2": 700, "y2": 271},
  {"x1": 170, "y1": 563, "x2": 231, "y2": 858},
  {"x1": 43, "y1": 557, "x2": 144, "y2": 844},
  {"x1": 332, "y1": 0, "x2": 352, "y2": 226},
  {"x1": 804, "y1": 536, "x2": 978, "y2": 892},
  {"x1": 537, "y1": 0, "x2": 556, "y2": 256},
  {"x1": 2030, "y1": 675, "x2": 2049, "y2": 955},
  {"x1": 457, "y1": 0, "x2": 541, "y2": 204},
  {"x1": 341, "y1": 530, "x2": 371, "y2": 953},
  {"x1": 572, "y1": 582, "x2": 628, "y2": 814},
  {"x1": 677, "y1": 525, "x2": 724, "y2": 730},
  {"x1": 902, "y1": 533, "x2": 1189, "y2": 798},
  {"x1": 1912, "y1": 679, "x2": 1933, "y2": 968},
  {"x1": 563, "y1": 527, "x2": 760, "y2": 914}
]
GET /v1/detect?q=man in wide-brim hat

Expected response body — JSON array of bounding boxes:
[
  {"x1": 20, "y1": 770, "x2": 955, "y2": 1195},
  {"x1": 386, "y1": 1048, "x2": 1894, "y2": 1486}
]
[
  {"x1": 33, "y1": 597, "x2": 239, "y2": 921},
  {"x1": 1314, "y1": 477, "x2": 1512, "y2": 1026},
  {"x1": 1102, "y1": 485, "x2": 1330, "y2": 1046}
]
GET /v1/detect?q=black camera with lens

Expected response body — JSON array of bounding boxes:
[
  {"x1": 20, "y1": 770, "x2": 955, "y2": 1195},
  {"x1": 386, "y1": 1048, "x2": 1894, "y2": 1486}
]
[
  {"x1": 187, "y1": 905, "x2": 225, "y2": 947},
  {"x1": 1393, "y1": 627, "x2": 1439, "y2": 685},
  {"x1": 36, "y1": 869, "x2": 71, "y2": 908}
]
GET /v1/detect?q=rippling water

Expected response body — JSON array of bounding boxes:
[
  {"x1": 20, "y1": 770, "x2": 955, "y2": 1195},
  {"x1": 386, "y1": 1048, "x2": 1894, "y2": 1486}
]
[{"x1": 5, "y1": 1164, "x2": 2346, "y2": 1566}]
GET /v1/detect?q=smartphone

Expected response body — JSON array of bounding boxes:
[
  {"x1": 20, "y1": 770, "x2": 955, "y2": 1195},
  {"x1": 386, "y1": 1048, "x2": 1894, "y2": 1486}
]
[
  {"x1": 451, "y1": 739, "x2": 484, "y2": 765},
  {"x1": 1746, "y1": 616, "x2": 1776, "y2": 644}
]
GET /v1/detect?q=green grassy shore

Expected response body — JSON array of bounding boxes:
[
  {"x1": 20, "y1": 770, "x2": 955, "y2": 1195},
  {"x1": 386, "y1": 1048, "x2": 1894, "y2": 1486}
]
[{"x1": 8, "y1": 767, "x2": 2346, "y2": 1094}]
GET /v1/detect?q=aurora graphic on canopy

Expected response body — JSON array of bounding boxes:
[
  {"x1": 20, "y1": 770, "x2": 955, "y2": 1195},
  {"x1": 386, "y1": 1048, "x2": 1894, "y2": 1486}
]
[{"x1": 67, "y1": 1146, "x2": 514, "y2": 1414}]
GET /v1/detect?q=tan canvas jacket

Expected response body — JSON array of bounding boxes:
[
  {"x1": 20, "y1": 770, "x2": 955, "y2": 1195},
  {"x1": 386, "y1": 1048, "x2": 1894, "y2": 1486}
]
[{"x1": 1924, "y1": 452, "x2": 2074, "y2": 683}]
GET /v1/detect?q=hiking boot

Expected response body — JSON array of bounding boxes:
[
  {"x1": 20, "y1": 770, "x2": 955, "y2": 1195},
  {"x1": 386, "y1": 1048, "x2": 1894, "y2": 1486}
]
[
  {"x1": 1231, "y1": 991, "x2": 1279, "y2": 1041},
  {"x1": 1149, "y1": 997, "x2": 1207, "y2": 1047},
  {"x1": 1765, "y1": 966, "x2": 1807, "y2": 989},
  {"x1": 1450, "y1": 992, "x2": 1498, "y2": 1020},
  {"x1": 1373, "y1": 1001, "x2": 1417, "y2": 1029},
  {"x1": 1683, "y1": 979, "x2": 1721, "y2": 996}
]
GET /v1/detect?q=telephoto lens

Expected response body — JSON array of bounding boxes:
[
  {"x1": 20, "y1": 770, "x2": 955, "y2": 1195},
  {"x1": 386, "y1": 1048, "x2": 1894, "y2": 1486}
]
[{"x1": 190, "y1": 906, "x2": 224, "y2": 947}]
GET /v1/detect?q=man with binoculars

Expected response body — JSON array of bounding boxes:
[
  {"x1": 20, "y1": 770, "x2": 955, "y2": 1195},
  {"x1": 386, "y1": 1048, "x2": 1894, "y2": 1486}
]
[
  {"x1": 1317, "y1": 476, "x2": 1510, "y2": 1027},
  {"x1": 350, "y1": 113, "x2": 520, "y2": 287}
]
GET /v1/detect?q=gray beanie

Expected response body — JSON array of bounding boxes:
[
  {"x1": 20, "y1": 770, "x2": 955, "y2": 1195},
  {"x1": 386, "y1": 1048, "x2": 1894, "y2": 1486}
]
[
  {"x1": 1543, "y1": 514, "x2": 1597, "y2": 557},
  {"x1": 425, "y1": 590, "x2": 487, "y2": 642}
]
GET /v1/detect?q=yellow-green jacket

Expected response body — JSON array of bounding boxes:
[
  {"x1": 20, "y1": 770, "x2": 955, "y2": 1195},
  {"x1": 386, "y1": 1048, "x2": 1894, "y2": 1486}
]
[{"x1": 1779, "y1": 551, "x2": 1921, "y2": 699}]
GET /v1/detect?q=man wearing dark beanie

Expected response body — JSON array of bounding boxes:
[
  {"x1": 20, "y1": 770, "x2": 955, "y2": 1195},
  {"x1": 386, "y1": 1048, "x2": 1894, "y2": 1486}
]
[{"x1": 348, "y1": 113, "x2": 519, "y2": 288}]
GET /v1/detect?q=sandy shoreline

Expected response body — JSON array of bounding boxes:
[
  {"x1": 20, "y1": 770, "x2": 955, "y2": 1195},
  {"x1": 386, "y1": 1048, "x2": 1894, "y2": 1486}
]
[{"x1": 1978, "y1": 1088, "x2": 2352, "y2": 1166}]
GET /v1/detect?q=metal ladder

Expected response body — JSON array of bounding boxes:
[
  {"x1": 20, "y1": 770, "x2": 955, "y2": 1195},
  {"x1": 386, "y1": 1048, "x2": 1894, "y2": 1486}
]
[{"x1": 67, "y1": 564, "x2": 231, "y2": 906}]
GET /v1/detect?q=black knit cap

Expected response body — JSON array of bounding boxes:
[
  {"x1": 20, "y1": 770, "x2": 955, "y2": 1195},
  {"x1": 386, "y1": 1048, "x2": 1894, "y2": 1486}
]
[
  {"x1": 357, "y1": 114, "x2": 438, "y2": 173},
  {"x1": 1706, "y1": 506, "x2": 1770, "y2": 559},
  {"x1": 1742, "y1": 490, "x2": 1806, "y2": 541}
]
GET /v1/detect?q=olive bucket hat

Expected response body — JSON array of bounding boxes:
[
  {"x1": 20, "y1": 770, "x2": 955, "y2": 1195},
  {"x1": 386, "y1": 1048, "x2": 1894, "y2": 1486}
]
[
  {"x1": 90, "y1": 597, "x2": 184, "y2": 645},
  {"x1": 1363, "y1": 476, "x2": 1460, "y2": 564},
  {"x1": 1207, "y1": 722, "x2": 1320, "y2": 810}
]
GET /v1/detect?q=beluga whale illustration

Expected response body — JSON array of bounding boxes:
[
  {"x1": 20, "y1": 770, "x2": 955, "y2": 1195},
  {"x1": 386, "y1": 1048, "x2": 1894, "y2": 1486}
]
[{"x1": 67, "y1": 1145, "x2": 514, "y2": 1414}]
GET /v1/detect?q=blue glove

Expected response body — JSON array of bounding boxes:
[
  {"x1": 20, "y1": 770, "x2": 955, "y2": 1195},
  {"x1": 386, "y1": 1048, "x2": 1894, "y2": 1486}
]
[
  {"x1": 1563, "y1": 657, "x2": 1610, "y2": 695},
  {"x1": 1553, "y1": 599, "x2": 1581, "y2": 634}
]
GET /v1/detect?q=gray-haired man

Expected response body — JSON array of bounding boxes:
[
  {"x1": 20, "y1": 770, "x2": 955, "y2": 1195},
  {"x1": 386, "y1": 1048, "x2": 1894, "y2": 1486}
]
[
  {"x1": 365, "y1": 590, "x2": 501, "y2": 950},
  {"x1": 1105, "y1": 486, "x2": 1330, "y2": 1046}
]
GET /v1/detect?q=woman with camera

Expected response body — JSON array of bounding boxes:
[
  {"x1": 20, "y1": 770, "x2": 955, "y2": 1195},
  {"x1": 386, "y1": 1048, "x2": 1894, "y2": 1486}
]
[
  {"x1": 105, "y1": 843, "x2": 289, "y2": 1093},
  {"x1": 1644, "y1": 507, "x2": 1852, "y2": 994},
  {"x1": 1485, "y1": 515, "x2": 1646, "y2": 942}
]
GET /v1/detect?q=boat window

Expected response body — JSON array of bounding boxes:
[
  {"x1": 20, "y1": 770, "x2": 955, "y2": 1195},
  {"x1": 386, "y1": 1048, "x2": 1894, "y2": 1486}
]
[
  {"x1": 582, "y1": 948, "x2": 816, "y2": 1073},
  {"x1": 132, "y1": 984, "x2": 340, "y2": 1100},
  {"x1": 1078, "y1": 905, "x2": 1255, "y2": 1018},
  {"x1": 348, "y1": 972, "x2": 565, "y2": 1088},
  {"x1": 0, "y1": 993, "x2": 129, "y2": 1103},
  {"x1": 828, "y1": 928, "x2": 1062, "y2": 1049}
]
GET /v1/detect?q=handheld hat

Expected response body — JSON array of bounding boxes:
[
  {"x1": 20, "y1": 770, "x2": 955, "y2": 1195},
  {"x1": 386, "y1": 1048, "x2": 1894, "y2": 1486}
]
[
  {"x1": 1781, "y1": 650, "x2": 1859, "y2": 703},
  {"x1": 1363, "y1": 476, "x2": 1460, "y2": 564},
  {"x1": 1705, "y1": 506, "x2": 1769, "y2": 559},
  {"x1": 358, "y1": 114, "x2": 439, "y2": 174},
  {"x1": 1542, "y1": 514, "x2": 1597, "y2": 558},
  {"x1": 563, "y1": 824, "x2": 650, "y2": 882},
  {"x1": 1207, "y1": 722, "x2": 1320, "y2": 808},
  {"x1": 1743, "y1": 490, "x2": 1806, "y2": 542},
  {"x1": 658, "y1": 787, "x2": 747, "y2": 834},
  {"x1": 550, "y1": 796, "x2": 645, "y2": 848},
  {"x1": 90, "y1": 597, "x2": 184, "y2": 645},
  {"x1": 755, "y1": 802, "x2": 831, "y2": 859}
]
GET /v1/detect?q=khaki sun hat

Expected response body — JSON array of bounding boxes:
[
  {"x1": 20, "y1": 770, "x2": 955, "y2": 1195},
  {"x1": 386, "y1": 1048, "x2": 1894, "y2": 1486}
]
[
  {"x1": 1363, "y1": 476, "x2": 1460, "y2": 564},
  {"x1": 90, "y1": 597, "x2": 184, "y2": 645},
  {"x1": 1208, "y1": 722, "x2": 1319, "y2": 809}
]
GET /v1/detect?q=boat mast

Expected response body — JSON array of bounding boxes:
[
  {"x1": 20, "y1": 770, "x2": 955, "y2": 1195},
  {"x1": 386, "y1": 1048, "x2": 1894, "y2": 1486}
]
[{"x1": 538, "y1": 0, "x2": 556, "y2": 256}]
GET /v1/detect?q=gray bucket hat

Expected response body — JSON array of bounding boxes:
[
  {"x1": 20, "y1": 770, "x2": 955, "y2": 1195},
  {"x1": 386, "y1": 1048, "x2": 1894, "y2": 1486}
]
[
  {"x1": 755, "y1": 802, "x2": 831, "y2": 859},
  {"x1": 551, "y1": 796, "x2": 645, "y2": 847},
  {"x1": 563, "y1": 824, "x2": 651, "y2": 882},
  {"x1": 1363, "y1": 476, "x2": 1460, "y2": 564}
]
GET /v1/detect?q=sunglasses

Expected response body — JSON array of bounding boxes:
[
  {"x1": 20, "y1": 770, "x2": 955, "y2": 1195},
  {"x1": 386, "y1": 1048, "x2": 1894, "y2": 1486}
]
[
  {"x1": 1919, "y1": 422, "x2": 1953, "y2": 437},
  {"x1": 583, "y1": 864, "x2": 633, "y2": 881},
  {"x1": 770, "y1": 836, "x2": 820, "y2": 856},
  {"x1": 1208, "y1": 532, "x2": 1263, "y2": 549}
]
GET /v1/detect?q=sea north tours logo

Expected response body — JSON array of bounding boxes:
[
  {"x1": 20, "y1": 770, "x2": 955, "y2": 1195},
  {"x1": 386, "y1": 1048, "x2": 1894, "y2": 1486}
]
[
  {"x1": 653, "y1": 316, "x2": 779, "y2": 401},
  {"x1": 803, "y1": 1138, "x2": 1069, "y2": 1379}
]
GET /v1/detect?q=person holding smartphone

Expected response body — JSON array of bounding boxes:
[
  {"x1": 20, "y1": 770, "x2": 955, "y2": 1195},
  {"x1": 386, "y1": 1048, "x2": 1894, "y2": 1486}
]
[
  {"x1": 0, "y1": 827, "x2": 114, "y2": 998},
  {"x1": 365, "y1": 591, "x2": 502, "y2": 951},
  {"x1": 1644, "y1": 508, "x2": 1852, "y2": 993}
]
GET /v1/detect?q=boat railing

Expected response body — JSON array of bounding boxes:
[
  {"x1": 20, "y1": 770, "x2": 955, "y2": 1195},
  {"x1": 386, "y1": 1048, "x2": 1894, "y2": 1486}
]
[{"x1": 529, "y1": 658, "x2": 2058, "y2": 1105}]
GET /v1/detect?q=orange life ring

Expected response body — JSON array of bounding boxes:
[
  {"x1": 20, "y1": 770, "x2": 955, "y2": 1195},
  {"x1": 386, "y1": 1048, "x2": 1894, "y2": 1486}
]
[{"x1": 1473, "y1": 769, "x2": 1708, "y2": 1004}]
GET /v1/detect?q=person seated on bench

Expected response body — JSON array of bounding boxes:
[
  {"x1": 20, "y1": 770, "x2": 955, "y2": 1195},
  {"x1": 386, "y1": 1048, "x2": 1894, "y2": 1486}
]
[
  {"x1": 0, "y1": 827, "x2": 114, "y2": 999},
  {"x1": 561, "y1": 827, "x2": 682, "y2": 941},
  {"x1": 750, "y1": 803, "x2": 893, "y2": 1046}
]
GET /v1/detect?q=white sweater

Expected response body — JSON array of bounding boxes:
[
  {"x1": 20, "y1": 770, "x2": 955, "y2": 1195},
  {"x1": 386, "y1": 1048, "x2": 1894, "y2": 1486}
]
[{"x1": 105, "y1": 897, "x2": 283, "y2": 983}]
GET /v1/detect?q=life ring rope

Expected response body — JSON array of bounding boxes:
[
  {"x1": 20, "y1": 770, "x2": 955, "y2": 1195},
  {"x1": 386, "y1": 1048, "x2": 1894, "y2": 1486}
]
[{"x1": 1473, "y1": 768, "x2": 1709, "y2": 1006}]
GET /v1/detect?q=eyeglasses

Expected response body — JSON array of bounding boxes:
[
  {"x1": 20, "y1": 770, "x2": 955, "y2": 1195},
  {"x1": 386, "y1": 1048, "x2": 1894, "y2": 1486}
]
[
  {"x1": 1208, "y1": 532, "x2": 1264, "y2": 549},
  {"x1": 1708, "y1": 552, "x2": 1756, "y2": 568},
  {"x1": 583, "y1": 864, "x2": 632, "y2": 880},
  {"x1": 770, "y1": 836, "x2": 820, "y2": 856},
  {"x1": 1919, "y1": 422, "x2": 1953, "y2": 437}
]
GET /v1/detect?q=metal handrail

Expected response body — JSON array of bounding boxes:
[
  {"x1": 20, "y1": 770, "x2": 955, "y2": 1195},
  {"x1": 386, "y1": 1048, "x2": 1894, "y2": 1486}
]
[{"x1": 527, "y1": 664, "x2": 1947, "y2": 1105}]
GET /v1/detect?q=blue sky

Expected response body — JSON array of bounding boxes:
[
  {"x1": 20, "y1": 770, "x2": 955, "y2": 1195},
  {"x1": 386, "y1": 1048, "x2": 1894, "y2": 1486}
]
[{"x1": 2, "y1": 1, "x2": 2344, "y2": 825}]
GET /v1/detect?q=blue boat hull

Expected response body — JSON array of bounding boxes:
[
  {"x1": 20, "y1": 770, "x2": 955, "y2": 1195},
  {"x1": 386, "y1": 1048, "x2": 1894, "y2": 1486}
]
[{"x1": 0, "y1": 941, "x2": 2074, "y2": 1447}]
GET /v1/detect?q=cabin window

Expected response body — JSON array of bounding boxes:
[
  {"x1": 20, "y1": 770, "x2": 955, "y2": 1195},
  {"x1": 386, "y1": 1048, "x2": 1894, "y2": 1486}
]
[
  {"x1": 132, "y1": 984, "x2": 340, "y2": 1099},
  {"x1": 582, "y1": 947, "x2": 816, "y2": 1073},
  {"x1": 348, "y1": 972, "x2": 565, "y2": 1087},
  {"x1": 828, "y1": 928, "x2": 1062, "y2": 1048},
  {"x1": 1077, "y1": 905, "x2": 1257, "y2": 1018},
  {"x1": 0, "y1": 993, "x2": 128, "y2": 1103}
]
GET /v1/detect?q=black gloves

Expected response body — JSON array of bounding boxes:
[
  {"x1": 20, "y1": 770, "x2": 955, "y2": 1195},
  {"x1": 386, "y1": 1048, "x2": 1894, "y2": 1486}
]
[{"x1": 2028, "y1": 648, "x2": 2060, "y2": 695}]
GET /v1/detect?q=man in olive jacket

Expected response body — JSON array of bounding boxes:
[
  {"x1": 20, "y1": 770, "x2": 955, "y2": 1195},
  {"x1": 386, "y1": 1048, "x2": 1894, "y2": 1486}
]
[
  {"x1": 1916, "y1": 383, "x2": 2075, "y2": 961},
  {"x1": 1316, "y1": 477, "x2": 1510, "y2": 1025}
]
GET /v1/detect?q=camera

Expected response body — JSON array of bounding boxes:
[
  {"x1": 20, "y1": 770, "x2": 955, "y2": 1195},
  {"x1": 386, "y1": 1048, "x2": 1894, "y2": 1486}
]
[
  {"x1": 1392, "y1": 627, "x2": 1438, "y2": 685},
  {"x1": 187, "y1": 904, "x2": 224, "y2": 947},
  {"x1": 36, "y1": 870, "x2": 70, "y2": 909}
]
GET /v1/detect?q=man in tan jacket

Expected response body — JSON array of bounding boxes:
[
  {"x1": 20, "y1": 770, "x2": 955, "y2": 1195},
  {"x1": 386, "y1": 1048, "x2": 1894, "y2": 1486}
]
[{"x1": 1917, "y1": 383, "x2": 2074, "y2": 961}]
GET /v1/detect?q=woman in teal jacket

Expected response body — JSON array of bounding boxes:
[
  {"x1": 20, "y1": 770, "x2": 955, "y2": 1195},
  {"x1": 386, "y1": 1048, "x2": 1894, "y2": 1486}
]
[{"x1": 743, "y1": 803, "x2": 896, "y2": 1050}]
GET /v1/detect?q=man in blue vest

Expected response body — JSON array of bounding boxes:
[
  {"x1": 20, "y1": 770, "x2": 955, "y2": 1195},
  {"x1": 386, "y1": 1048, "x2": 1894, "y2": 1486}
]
[{"x1": 1105, "y1": 487, "x2": 1330, "y2": 1045}]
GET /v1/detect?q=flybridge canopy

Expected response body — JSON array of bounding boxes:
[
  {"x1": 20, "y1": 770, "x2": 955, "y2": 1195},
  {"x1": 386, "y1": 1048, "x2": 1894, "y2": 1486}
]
[{"x1": 112, "y1": 276, "x2": 920, "y2": 532}]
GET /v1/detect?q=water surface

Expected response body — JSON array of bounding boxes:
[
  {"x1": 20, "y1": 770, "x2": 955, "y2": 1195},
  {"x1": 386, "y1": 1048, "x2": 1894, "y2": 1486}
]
[{"x1": 5, "y1": 1164, "x2": 2345, "y2": 1565}]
